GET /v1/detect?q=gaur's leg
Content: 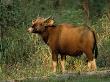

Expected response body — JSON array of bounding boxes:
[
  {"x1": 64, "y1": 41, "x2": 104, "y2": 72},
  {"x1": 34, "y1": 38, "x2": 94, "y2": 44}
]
[
  {"x1": 60, "y1": 55, "x2": 66, "y2": 73},
  {"x1": 85, "y1": 50, "x2": 97, "y2": 71},
  {"x1": 52, "y1": 52, "x2": 58, "y2": 73}
]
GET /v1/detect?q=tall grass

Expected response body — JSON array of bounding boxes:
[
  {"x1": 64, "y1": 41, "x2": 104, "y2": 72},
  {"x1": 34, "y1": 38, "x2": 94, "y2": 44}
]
[
  {"x1": 92, "y1": 14, "x2": 110, "y2": 67},
  {"x1": 0, "y1": 0, "x2": 110, "y2": 80}
]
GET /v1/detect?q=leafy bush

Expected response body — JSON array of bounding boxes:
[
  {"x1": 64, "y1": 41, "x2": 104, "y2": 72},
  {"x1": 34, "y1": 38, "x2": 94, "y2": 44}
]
[
  {"x1": 92, "y1": 14, "x2": 110, "y2": 67},
  {"x1": 0, "y1": 0, "x2": 110, "y2": 80}
]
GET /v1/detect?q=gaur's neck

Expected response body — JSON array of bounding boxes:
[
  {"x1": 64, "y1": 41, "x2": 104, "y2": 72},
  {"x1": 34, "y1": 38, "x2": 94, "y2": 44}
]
[
  {"x1": 40, "y1": 30, "x2": 49, "y2": 44},
  {"x1": 39, "y1": 25, "x2": 56, "y2": 44}
]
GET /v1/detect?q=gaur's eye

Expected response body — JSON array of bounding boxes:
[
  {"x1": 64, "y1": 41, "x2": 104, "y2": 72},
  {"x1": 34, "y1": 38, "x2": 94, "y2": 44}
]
[{"x1": 32, "y1": 24, "x2": 37, "y2": 28}]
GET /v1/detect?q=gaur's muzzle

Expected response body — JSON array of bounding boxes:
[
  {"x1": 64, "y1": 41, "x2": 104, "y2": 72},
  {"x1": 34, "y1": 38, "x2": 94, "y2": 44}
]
[{"x1": 27, "y1": 27, "x2": 33, "y2": 33}]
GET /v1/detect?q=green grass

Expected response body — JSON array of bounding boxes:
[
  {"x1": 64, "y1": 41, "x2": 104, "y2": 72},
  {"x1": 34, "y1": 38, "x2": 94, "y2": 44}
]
[
  {"x1": 7, "y1": 76, "x2": 110, "y2": 82},
  {"x1": 1, "y1": 1, "x2": 110, "y2": 81}
]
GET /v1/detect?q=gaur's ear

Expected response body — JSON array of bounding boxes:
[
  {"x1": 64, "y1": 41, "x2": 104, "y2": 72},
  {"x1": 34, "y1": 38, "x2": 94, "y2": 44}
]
[
  {"x1": 44, "y1": 16, "x2": 54, "y2": 26},
  {"x1": 32, "y1": 19, "x2": 36, "y2": 24}
]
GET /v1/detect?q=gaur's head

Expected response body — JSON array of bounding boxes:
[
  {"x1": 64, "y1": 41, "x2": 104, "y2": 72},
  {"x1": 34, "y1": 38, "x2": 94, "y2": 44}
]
[{"x1": 28, "y1": 16, "x2": 54, "y2": 33}]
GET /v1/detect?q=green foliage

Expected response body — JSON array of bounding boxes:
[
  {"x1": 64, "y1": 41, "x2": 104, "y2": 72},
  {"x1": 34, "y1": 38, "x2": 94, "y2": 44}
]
[
  {"x1": 6, "y1": 76, "x2": 110, "y2": 82},
  {"x1": 0, "y1": 0, "x2": 110, "y2": 80},
  {"x1": 93, "y1": 14, "x2": 110, "y2": 67}
]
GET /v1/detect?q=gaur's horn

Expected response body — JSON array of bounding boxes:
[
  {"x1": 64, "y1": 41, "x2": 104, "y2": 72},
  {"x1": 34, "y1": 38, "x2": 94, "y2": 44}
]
[
  {"x1": 37, "y1": 13, "x2": 39, "y2": 17},
  {"x1": 45, "y1": 16, "x2": 52, "y2": 21}
]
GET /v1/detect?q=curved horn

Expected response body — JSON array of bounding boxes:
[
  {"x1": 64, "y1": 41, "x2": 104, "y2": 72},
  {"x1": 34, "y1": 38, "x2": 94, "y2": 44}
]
[
  {"x1": 44, "y1": 16, "x2": 52, "y2": 21},
  {"x1": 37, "y1": 13, "x2": 39, "y2": 18}
]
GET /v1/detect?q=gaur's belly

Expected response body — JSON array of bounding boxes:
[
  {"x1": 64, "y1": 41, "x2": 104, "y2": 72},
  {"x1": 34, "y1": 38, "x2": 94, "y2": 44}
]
[{"x1": 58, "y1": 46, "x2": 83, "y2": 56}]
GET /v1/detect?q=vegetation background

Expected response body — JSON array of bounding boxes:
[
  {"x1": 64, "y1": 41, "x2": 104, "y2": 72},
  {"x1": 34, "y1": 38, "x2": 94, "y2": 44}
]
[{"x1": 0, "y1": 0, "x2": 110, "y2": 80}]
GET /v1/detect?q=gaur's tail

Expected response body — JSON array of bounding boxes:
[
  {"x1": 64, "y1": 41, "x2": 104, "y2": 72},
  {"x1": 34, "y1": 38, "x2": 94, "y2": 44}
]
[{"x1": 92, "y1": 31, "x2": 98, "y2": 59}]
